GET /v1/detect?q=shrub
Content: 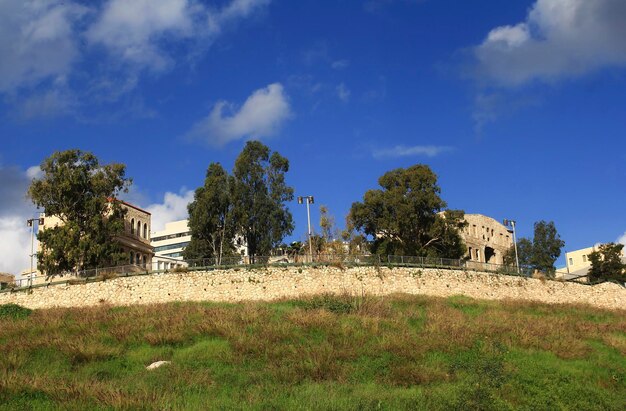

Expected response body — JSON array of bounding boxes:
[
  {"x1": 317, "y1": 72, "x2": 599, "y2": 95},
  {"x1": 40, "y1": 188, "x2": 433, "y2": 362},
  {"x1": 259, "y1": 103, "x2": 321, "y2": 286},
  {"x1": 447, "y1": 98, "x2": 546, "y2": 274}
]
[{"x1": 0, "y1": 304, "x2": 32, "y2": 320}]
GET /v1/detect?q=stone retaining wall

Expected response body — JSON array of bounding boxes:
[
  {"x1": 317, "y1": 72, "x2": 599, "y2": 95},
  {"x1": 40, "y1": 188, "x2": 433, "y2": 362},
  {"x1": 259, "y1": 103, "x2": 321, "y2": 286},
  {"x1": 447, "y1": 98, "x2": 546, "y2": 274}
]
[{"x1": 0, "y1": 266, "x2": 623, "y2": 310}]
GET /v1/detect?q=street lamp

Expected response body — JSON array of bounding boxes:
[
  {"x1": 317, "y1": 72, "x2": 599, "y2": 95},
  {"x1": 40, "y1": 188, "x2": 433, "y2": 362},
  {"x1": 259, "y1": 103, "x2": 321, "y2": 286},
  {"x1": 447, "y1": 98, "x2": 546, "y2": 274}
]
[
  {"x1": 503, "y1": 219, "x2": 520, "y2": 274},
  {"x1": 26, "y1": 215, "x2": 44, "y2": 287},
  {"x1": 297, "y1": 196, "x2": 314, "y2": 262}
]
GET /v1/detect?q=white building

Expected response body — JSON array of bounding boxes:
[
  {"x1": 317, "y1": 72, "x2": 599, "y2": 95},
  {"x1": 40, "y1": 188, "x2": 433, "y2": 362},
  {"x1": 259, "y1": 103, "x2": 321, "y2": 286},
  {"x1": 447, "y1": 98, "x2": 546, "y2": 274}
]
[
  {"x1": 557, "y1": 245, "x2": 626, "y2": 280},
  {"x1": 150, "y1": 219, "x2": 248, "y2": 269},
  {"x1": 151, "y1": 220, "x2": 191, "y2": 270}
]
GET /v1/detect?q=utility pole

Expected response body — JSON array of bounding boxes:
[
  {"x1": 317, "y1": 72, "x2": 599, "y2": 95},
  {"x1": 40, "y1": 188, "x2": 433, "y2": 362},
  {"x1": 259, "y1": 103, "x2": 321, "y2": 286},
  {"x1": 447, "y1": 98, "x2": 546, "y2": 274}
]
[
  {"x1": 26, "y1": 215, "x2": 44, "y2": 286},
  {"x1": 504, "y1": 219, "x2": 520, "y2": 274},
  {"x1": 298, "y1": 196, "x2": 314, "y2": 263}
]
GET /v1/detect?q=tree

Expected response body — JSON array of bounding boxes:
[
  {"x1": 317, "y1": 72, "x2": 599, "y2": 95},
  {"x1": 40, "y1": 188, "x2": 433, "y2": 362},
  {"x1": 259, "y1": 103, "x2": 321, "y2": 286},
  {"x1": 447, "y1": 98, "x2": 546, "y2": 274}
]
[
  {"x1": 341, "y1": 216, "x2": 368, "y2": 255},
  {"x1": 184, "y1": 163, "x2": 236, "y2": 264},
  {"x1": 319, "y1": 205, "x2": 336, "y2": 243},
  {"x1": 232, "y1": 141, "x2": 294, "y2": 262},
  {"x1": 503, "y1": 221, "x2": 564, "y2": 275},
  {"x1": 503, "y1": 238, "x2": 533, "y2": 267},
  {"x1": 588, "y1": 243, "x2": 626, "y2": 283},
  {"x1": 531, "y1": 220, "x2": 564, "y2": 275},
  {"x1": 349, "y1": 164, "x2": 466, "y2": 258},
  {"x1": 28, "y1": 150, "x2": 130, "y2": 275},
  {"x1": 318, "y1": 205, "x2": 347, "y2": 255}
]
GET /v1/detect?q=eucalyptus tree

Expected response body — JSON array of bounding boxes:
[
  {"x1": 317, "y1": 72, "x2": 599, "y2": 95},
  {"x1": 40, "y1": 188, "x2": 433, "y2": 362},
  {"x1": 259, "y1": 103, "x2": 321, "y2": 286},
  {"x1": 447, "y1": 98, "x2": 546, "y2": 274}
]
[
  {"x1": 184, "y1": 163, "x2": 236, "y2": 264},
  {"x1": 28, "y1": 149, "x2": 130, "y2": 274},
  {"x1": 349, "y1": 164, "x2": 466, "y2": 258},
  {"x1": 232, "y1": 141, "x2": 294, "y2": 262}
]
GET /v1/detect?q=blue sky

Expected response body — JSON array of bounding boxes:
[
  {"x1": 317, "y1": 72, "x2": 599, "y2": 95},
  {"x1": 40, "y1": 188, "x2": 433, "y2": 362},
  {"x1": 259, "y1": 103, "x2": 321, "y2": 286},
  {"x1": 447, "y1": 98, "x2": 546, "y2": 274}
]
[{"x1": 2, "y1": 0, "x2": 626, "y2": 274}]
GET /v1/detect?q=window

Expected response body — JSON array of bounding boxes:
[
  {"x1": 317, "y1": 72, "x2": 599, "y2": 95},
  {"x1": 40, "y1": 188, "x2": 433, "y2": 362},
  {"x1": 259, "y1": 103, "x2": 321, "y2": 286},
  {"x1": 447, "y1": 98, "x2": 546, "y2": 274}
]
[
  {"x1": 468, "y1": 247, "x2": 473, "y2": 260},
  {"x1": 143, "y1": 255, "x2": 147, "y2": 267},
  {"x1": 130, "y1": 252, "x2": 134, "y2": 264},
  {"x1": 582, "y1": 255, "x2": 587, "y2": 263},
  {"x1": 163, "y1": 252, "x2": 184, "y2": 258},
  {"x1": 569, "y1": 257, "x2": 573, "y2": 266},
  {"x1": 136, "y1": 220, "x2": 141, "y2": 237},
  {"x1": 151, "y1": 232, "x2": 192, "y2": 242},
  {"x1": 131, "y1": 219, "x2": 135, "y2": 235},
  {"x1": 154, "y1": 242, "x2": 190, "y2": 252},
  {"x1": 144, "y1": 223, "x2": 148, "y2": 239}
]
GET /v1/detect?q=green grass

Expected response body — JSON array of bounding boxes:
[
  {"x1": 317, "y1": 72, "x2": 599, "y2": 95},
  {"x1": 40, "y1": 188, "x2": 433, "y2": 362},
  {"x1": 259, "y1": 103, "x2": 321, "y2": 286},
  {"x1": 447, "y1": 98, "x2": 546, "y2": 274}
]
[{"x1": 0, "y1": 294, "x2": 625, "y2": 410}]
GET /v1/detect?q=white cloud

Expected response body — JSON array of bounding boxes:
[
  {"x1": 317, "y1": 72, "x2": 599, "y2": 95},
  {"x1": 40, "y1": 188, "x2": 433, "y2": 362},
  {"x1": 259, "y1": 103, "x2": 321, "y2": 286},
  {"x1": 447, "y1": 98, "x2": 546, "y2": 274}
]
[
  {"x1": 0, "y1": 166, "x2": 39, "y2": 276},
  {"x1": 26, "y1": 166, "x2": 43, "y2": 180},
  {"x1": 87, "y1": 0, "x2": 195, "y2": 70},
  {"x1": 0, "y1": 217, "x2": 33, "y2": 277},
  {"x1": 372, "y1": 145, "x2": 452, "y2": 159},
  {"x1": 87, "y1": 0, "x2": 270, "y2": 71},
  {"x1": 186, "y1": 83, "x2": 291, "y2": 146},
  {"x1": 207, "y1": 0, "x2": 271, "y2": 35},
  {"x1": 145, "y1": 190, "x2": 194, "y2": 232},
  {"x1": 336, "y1": 83, "x2": 351, "y2": 102},
  {"x1": 618, "y1": 232, "x2": 626, "y2": 246},
  {"x1": 0, "y1": 0, "x2": 271, "y2": 118},
  {"x1": 331, "y1": 59, "x2": 349, "y2": 70},
  {"x1": 13, "y1": 85, "x2": 76, "y2": 120},
  {"x1": 473, "y1": 0, "x2": 626, "y2": 87},
  {"x1": 0, "y1": 0, "x2": 87, "y2": 92}
]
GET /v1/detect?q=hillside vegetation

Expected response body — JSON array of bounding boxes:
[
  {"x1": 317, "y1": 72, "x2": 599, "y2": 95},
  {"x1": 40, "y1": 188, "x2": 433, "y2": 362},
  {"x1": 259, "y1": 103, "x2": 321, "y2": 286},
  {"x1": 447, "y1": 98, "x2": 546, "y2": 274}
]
[{"x1": 0, "y1": 295, "x2": 625, "y2": 410}]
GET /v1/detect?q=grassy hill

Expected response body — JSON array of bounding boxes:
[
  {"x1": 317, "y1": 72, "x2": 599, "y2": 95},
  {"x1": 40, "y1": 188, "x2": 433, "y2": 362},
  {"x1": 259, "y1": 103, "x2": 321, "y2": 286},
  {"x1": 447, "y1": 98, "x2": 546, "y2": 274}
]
[{"x1": 0, "y1": 294, "x2": 625, "y2": 410}]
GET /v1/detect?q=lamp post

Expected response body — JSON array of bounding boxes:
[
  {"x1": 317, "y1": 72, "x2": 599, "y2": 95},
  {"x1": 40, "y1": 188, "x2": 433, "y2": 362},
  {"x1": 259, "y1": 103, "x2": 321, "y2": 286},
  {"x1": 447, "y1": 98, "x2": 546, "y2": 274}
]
[
  {"x1": 297, "y1": 196, "x2": 314, "y2": 263},
  {"x1": 26, "y1": 215, "x2": 44, "y2": 287},
  {"x1": 503, "y1": 219, "x2": 520, "y2": 274}
]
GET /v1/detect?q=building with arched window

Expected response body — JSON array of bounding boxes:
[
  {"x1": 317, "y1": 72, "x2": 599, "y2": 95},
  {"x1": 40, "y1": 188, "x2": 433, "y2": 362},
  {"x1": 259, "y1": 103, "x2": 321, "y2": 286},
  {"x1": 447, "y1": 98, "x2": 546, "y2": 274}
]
[
  {"x1": 459, "y1": 214, "x2": 513, "y2": 266},
  {"x1": 36, "y1": 200, "x2": 154, "y2": 277},
  {"x1": 118, "y1": 201, "x2": 154, "y2": 269}
]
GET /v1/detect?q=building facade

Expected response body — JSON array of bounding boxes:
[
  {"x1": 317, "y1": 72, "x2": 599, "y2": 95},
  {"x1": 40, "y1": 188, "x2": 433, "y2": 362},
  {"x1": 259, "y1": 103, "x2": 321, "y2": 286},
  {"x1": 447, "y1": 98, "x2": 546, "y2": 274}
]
[
  {"x1": 150, "y1": 219, "x2": 249, "y2": 270},
  {"x1": 460, "y1": 214, "x2": 513, "y2": 266},
  {"x1": 0, "y1": 273, "x2": 15, "y2": 290},
  {"x1": 38, "y1": 200, "x2": 154, "y2": 274},
  {"x1": 559, "y1": 245, "x2": 626, "y2": 279},
  {"x1": 151, "y1": 220, "x2": 191, "y2": 270}
]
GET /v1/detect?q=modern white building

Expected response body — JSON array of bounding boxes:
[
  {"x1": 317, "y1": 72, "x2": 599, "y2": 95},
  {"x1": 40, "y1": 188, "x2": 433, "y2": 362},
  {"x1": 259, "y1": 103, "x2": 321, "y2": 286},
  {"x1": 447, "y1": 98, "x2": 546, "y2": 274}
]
[
  {"x1": 558, "y1": 245, "x2": 626, "y2": 279},
  {"x1": 150, "y1": 219, "x2": 249, "y2": 269},
  {"x1": 151, "y1": 220, "x2": 191, "y2": 270}
]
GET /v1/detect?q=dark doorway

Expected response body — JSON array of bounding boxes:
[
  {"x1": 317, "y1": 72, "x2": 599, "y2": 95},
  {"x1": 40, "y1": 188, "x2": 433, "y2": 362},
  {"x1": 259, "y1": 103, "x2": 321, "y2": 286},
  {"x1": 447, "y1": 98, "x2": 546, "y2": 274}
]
[{"x1": 485, "y1": 247, "x2": 496, "y2": 264}]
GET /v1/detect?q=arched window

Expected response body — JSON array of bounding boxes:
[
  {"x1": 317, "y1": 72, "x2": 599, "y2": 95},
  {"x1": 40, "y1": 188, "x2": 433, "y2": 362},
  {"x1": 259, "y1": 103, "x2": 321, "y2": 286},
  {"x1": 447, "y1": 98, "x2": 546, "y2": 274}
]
[
  {"x1": 143, "y1": 255, "x2": 147, "y2": 267},
  {"x1": 131, "y1": 219, "x2": 135, "y2": 235},
  {"x1": 136, "y1": 220, "x2": 141, "y2": 237},
  {"x1": 143, "y1": 223, "x2": 148, "y2": 239},
  {"x1": 135, "y1": 253, "x2": 140, "y2": 265},
  {"x1": 129, "y1": 252, "x2": 134, "y2": 264}
]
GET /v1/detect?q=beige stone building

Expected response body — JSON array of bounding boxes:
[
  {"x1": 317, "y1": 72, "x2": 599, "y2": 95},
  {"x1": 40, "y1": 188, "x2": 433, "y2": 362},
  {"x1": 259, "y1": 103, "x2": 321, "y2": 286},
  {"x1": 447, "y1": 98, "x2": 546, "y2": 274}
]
[
  {"x1": 460, "y1": 214, "x2": 513, "y2": 265},
  {"x1": 0, "y1": 273, "x2": 15, "y2": 290},
  {"x1": 558, "y1": 245, "x2": 626, "y2": 279},
  {"x1": 38, "y1": 199, "x2": 153, "y2": 274}
]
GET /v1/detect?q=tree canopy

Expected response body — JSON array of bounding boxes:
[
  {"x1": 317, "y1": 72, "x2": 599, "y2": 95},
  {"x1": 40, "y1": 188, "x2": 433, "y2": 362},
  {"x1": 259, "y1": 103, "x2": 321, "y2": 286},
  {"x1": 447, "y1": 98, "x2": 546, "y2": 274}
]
[
  {"x1": 28, "y1": 150, "x2": 130, "y2": 274},
  {"x1": 232, "y1": 141, "x2": 294, "y2": 262},
  {"x1": 588, "y1": 243, "x2": 626, "y2": 283},
  {"x1": 184, "y1": 163, "x2": 235, "y2": 264},
  {"x1": 504, "y1": 221, "x2": 564, "y2": 275},
  {"x1": 530, "y1": 220, "x2": 565, "y2": 274},
  {"x1": 349, "y1": 164, "x2": 466, "y2": 258}
]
